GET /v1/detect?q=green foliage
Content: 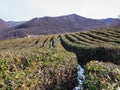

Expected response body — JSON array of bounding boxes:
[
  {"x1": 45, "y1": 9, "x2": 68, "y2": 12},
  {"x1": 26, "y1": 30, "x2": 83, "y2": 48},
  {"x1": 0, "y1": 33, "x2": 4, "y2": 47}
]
[
  {"x1": 61, "y1": 28, "x2": 120, "y2": 89},
  {"x1": 61, "y1": 29, "x2": 120, "y2": 65},
  {"x1": 83, "y1": 61, "x2": 120, "y2": 90},
  {"x1": 0, "y1": 35, "x2": 77, "y2": 90}
]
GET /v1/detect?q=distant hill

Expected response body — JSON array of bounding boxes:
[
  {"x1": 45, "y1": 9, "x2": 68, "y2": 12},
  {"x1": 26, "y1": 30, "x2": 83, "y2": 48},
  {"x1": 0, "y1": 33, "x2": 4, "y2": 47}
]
[
  {"x1": 7, "y1": 21, "x2": 26, "y2": 27},
  {"x1": 0, "y1": 19, "x2": 9, "y2": 30},
  {"x1": 0, "y1": 19, "x2": 25, "y2": 30},
  {"x1": 0, "y1": 14, "x2": 120, "y2": 40}
]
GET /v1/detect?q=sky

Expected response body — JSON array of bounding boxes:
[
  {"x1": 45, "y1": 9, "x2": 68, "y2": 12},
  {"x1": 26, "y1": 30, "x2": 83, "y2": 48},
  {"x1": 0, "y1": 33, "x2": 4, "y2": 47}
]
[{"x1": 0, "y1": 0, "x2": 120, "y2": 21}]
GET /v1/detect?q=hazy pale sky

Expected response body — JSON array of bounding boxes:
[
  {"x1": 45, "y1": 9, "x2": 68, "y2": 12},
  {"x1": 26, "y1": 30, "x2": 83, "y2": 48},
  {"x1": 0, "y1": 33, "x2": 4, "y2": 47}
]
[{"x1": 0, "y1": 0, "x2": 120, "y2": 21}]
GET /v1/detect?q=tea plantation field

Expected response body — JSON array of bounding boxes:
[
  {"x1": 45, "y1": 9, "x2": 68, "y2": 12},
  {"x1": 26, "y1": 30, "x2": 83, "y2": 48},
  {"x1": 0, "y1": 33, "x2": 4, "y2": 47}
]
[{"x1": 0, "y1": 28, "x2": 120, "y2": 90}]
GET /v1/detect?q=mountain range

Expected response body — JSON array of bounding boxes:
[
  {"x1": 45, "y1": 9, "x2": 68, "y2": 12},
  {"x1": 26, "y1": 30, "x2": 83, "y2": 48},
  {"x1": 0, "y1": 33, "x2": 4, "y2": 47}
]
[{"x1": 0, "y1": 14, "x2": 120, "y2": 40}]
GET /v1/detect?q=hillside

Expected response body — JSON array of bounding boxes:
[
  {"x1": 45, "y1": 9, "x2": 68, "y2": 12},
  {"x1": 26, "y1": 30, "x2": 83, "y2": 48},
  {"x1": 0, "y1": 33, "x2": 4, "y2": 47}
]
[
  {"x1": 0, "y1": 28, "x2": 120, "y2": 90},
  {"x1": 0, "y1": 19, "x2": 25, "y2": 30},
  {"x1": 7, "y1": 21, "x2": 26, "y2": 27},
  {"x1": 0, "y1": 19, "x2": 9, "y2": 30},
  {"x1": 0, "y1": 14, "x2": 120, "y2": 40}
]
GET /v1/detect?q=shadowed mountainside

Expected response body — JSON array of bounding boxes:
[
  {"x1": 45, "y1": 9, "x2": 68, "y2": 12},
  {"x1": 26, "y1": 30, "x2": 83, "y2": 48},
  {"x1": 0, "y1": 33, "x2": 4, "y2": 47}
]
[
  {"x1": 7, "y1": 21, "x2": 26, "y2": 27},
  {"x1": 0, "y1": 19, "x2": 9, "y2": 30},
  {"x1": 0, "y1": 19, "x2": 25, "y2": 30},
  {"x1": 0, "y1": 14, "x2": 120, "y2": 40}
]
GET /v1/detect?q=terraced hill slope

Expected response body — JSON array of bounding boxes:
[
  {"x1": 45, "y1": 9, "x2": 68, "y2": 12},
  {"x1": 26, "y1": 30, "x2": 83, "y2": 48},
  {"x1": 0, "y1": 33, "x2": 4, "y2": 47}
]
[
  {"x1": 0, "y1": 28, "x2": 120, "y2": 90},
  {"x1": 61, "y1": 28, "x2": 120, "y2": 89},
  {"x1": 61, "y1": 28, "x2": 120, "y2": 65}
]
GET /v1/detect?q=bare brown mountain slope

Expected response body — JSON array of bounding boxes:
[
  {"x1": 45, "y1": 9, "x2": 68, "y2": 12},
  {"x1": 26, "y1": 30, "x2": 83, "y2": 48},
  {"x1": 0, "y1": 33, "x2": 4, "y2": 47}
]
[{"x1": 0, "y1": 14, "x2": 120, "y2": 40}]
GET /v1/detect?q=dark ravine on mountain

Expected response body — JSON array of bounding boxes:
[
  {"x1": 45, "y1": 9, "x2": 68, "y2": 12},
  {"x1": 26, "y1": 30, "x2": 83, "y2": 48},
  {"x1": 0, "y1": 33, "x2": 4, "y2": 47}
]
[{"x1": 0, "y1": 14, "x2": 120, "y2": 40}]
